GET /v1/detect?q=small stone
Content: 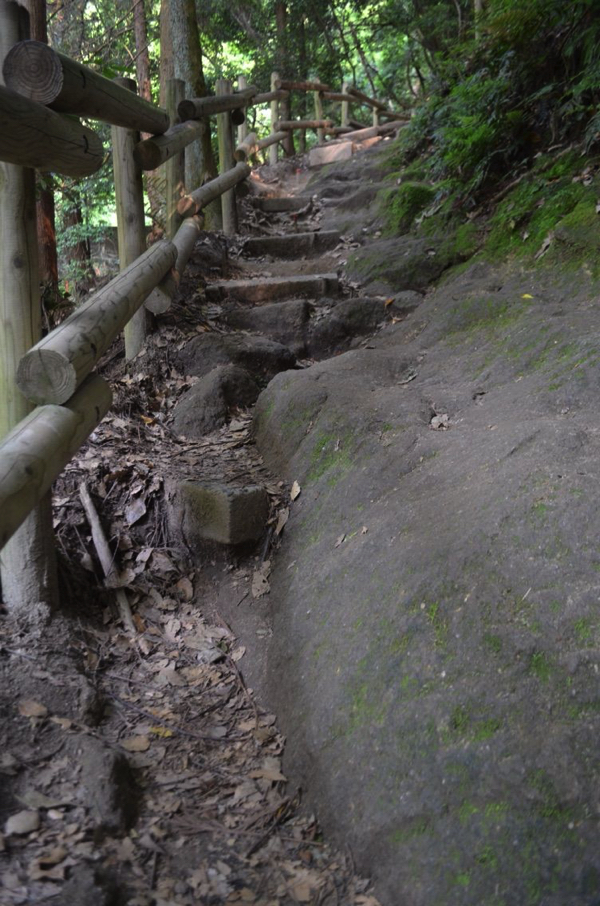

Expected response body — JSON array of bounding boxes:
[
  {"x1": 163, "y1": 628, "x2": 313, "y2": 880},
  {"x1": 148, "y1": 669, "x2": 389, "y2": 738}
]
[
  {"x1": 175, "y1": 482, "x2": 269, "y2": 546},
  {"x1": 5, "y1": 809, "x2": 40, "y2": 835}
]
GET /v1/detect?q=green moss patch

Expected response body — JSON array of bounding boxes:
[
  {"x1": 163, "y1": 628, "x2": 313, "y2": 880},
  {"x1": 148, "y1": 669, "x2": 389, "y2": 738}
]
[{"x1": 378, "y1": 181, "x2": 436, "y2": 236}]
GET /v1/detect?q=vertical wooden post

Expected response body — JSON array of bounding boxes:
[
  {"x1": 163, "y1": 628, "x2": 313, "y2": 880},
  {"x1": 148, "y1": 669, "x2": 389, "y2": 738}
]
[
  {"x1": 269, "y1": 71, "x2": 280, "y2": 166},
  {"x1": 237, "y1": 75, "x2": 249, "y2": 145},
  {"x1": 341, "y1": 80, "x2": 350, "y2": 128},
  {"x1": 0, "y1": 0, "x2": 58, "y2": 614},
  {"x1": 314, "y1": 84, "x2": 325, "y2": 144},
  {"x1": 216, "y1": 78, "x2": 237, "y2": 236},
  {"x1": 372, "y1": 107, "x2": 380, "y2": 128},
  {"x1": 165, "y1": 77, "x2": 185, "y2": 240},
  {"x1": 111, "y1": 77, "x2": 148, "y2": 359}
]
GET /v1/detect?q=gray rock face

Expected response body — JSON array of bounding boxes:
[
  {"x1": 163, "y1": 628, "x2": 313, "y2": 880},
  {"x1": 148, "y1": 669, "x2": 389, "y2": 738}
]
[
  {"x1": 78, "y1": 736, "x2": 138, "y2": 833},
  {"x1": 173, "y1": 365, "x2": 259, "y2": 439},
  {"x1": 308, "y1": 295, "x2": 421, "y2": 356},
  {"x1": 252, "y1": 265, "x2": 600, "y2": 905},
  {"x1": 346, "y1": 236, "x2": 457, "y2": 294},
  {"x1": 221, "y1": 300, "x2": 311, "y2": 357},
  {"x1": 176, "y1": 332, "x2": 296, "y2": 381}
]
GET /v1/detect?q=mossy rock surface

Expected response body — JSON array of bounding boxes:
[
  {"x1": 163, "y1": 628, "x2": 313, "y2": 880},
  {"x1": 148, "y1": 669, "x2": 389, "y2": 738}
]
[
  {"x1": 252, "y1": 258, "x2": 600, "y2": 906},
  {"x1": 379, "y1": 181, "x2": 436, "y2": 235}
]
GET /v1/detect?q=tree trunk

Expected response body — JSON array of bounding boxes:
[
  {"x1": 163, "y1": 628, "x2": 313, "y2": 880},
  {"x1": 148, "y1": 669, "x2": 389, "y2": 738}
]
[
  {"x1": 275, "y1": 1, "x2": 294, "y2": 157},
  {"x1": 168, "y1": 0, "x2": 217, "y2": 193},
  {"x1": 0, "y1": 0, "x2": 57, "y2": 615},
  {"x1": 63, "y1": 204, "x2": 92, "y2": 297}
]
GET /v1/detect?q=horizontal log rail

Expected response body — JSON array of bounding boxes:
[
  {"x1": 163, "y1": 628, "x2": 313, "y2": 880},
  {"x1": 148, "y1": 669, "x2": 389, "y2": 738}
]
[
  {"x1": 3, "y1": 40, "x2": 170, "y2": 134},
  {"x1": 0, "y1": 85, "x2": 104, "y2": 177},
  {"x1": 0, "y1": 35, "x2": 401, "y2": 558},
  {"x1": 177, "y1": 161, "x2": 251, "y2": 217},
  {"x1": 274, "y1": 78, "x2": 330, "y2": 92},
  {"x1": 276, "y1": 118, "x2": 333, "y2": 131},
  {"x1": 145, "y1": 216, "x2": 204, "y2": 315},
  {"x1": 251, "y1": 89, "x2": 289, "y2": 105},
  {"x1": 178, "y1": 86, "x2": 257, "y2": 121},
  {"x1": 346, "y1": 85, "x2": 387, "y2": 111},
  {"x1": 134, "y1": 119, "x2": 203, "y2": 170},
  {"x1": 0, "y1": 375, "x2": 112, "y2": 550},
  {"x1": 17, "y1": 241, "x2": 177, "y2": 405}
]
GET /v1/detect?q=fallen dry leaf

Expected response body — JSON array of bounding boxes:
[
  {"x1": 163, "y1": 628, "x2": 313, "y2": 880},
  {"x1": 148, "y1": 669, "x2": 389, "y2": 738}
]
[
  {"x1": 18, "y1": 700, "x2": 48, "y2": 719},
  {"x1": 5, "y1": 810, "x2": 40, "y2": 835},
  {"x1": 290, "y1": 481, "x2": 301, "y2": 501},
  {"x1": 122, "y1": 736, "x2": 151, "y2": 753}
]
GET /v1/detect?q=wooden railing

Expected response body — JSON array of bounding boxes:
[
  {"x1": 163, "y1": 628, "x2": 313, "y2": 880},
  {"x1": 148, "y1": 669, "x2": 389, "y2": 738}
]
[{"x1": 0, "y1": 33, "x2": 406, "y2": 584}]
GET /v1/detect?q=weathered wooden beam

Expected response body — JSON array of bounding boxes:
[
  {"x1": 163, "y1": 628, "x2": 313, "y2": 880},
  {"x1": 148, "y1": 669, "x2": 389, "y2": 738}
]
[
  {"x1": 134, "y1": 119, "x2": 203, "y2": 170},
  {"x1": 234, "y1": 131, "x2": 258, "y2": 162},
  {"x1": 0, "y1": 375, "x2": 112, "y2": 551},
  {"x1": 177, "y1": 161, "x2": 251, "y2": 218},
  {"x1": 336, "y1": 122, "x2": 403, "y2": 142},
  {"x1": 314, "y1": 80, "x2": 325, "y2": 144},
  {"x1": 346, "y1": 85, "x2": 387, "y2": 111},
  {"x1": 178, "y1": 86, "x2": 257, "y2": 121},
  {"x1": 322, "y1": 91, "x2": 355, "y2": 103},
  {"x1": 341, "y1": 81, "x2": 350, "y2": 128},
  {"x1": 111, "y1": 77, "x2": 149, "y2": 360},
  {"x1": 216, "y1": 78, "x2": 237, "y2": 236},
  {"x1": 269, "y1": 72, "x2": 280, "y2": 166},
  {"x1": 164, "y1": 78, "x2": 185, "y2": 241},
  {"x1": 17, "y1": 241, "x2": 177, "y2": 405},
  {"x1": 144, "y1": 215, "x2": 203, "y2": 315},
  {"x1": 0, "y1": 4, "x2": 58, "y2": 612},
  {"x1": 274, "y1": 78, "x2": 330, "y2": 92},
  {"x1": 3, "y1": 40, "x2": 169, "y2": 134},
  {"x1": 251, "y1": 89, "x2": 289, "y2": 105},
  {"x1": 276, "y1": 119, "x2": 333, "y2": 131},
  {"x1": 256, "y1": 131, "x2": 288, "y2": 152},
  {"x1": 0, "y1": 84, "x2": 103, "y2": 176},
  {"x1": 237, "y1": 75, "x2": 249, "y2": 144}
]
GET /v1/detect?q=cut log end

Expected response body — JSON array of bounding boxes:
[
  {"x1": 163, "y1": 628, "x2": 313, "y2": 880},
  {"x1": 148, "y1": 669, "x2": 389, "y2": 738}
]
[
  {"x1": 2, "y1": 39, "x2": 63, "y2": 105},
  {"x1": 17, "y1": 349, "x2": 77, "y2": 406}
]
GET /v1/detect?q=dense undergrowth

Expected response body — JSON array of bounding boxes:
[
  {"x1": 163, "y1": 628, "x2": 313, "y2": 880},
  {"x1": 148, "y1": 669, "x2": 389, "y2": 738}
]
[{"x1": 390, "y1": 0, "x2": 600, "y2": 210}]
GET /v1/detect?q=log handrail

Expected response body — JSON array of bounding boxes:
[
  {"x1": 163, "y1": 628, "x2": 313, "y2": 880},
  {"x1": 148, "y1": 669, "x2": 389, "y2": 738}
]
[
  {"x1": 0, "y1": 84, "x2": 104, "y2": 177},
  {"x1": 0, "y1": 36, "x2": 401, "y2": 557},
  {"x1": 3, "y1": 40, "x2": 170, "y2": 134}
]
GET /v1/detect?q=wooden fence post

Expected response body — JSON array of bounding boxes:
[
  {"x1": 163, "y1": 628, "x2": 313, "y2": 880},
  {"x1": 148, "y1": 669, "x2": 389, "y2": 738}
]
[
  {"x1": 341, "y1": 80, "x2": 350, "y2": 128},
  {"x1": 111, "y1": 77, "x2": 148, "y2": 359},
  {"x1": 314, "y1": 81, "x2": 325, "y2": 144},
  {"x1": 0, "y1": 0, "x2": 58, "y2": 614},
  {"x1": 165, "y1": 78, "x2": 185, "y2": 240},
  {"x1": 372, "y1": 106, "x2": 380, "y2": 128},
  {"x1": 237, "y1": 75, "x2": 249, "y2": 145},
  {"x1": 216, "y1": 78, "x2": 237, "y2": 236},
  {"x1": 269, "y1": 72, "x2": 280, "y2": 166}
]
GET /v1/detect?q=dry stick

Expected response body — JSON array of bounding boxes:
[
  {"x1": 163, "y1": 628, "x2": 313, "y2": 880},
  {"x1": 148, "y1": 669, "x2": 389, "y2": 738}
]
[
  {"x1": 3, "y1": 39, "x2": 169, "y2": 133},
  {"x1": 79, "y1": 482, "x2": 137, "y2": 637}
]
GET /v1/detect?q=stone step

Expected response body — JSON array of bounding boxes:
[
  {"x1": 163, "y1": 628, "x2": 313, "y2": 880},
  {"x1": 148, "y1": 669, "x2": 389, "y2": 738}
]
[
  {"x1": 242, "y1": 230, "x2": 341, "y2": 259},
  {"x1": 206, "y1": 273, "x2": 339, "y2": 304},
  {"x1": 255, "y1": 196, "x2": 312, "y2": 213}
]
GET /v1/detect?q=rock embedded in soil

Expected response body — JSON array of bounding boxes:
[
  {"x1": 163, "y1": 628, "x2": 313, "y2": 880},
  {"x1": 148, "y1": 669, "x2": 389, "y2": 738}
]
[
  {"x1": 173, "y1": 365, "x2": 260, "y2": 439},
  {"x1": 78, "y1": 737, "x2": 138, "y2": 833},
  {"x1": 175, "y1": 332, "x2": 296, "y2": 381},
  {"x1": 241, "y1": 230, "x2": 341, "y2": 259},
  {"x1": 221, "y1": 300, "x2": 311, "y2": 357},
  {"x1": 168, "y1": 480, "x2": 269, "y2": 546}
]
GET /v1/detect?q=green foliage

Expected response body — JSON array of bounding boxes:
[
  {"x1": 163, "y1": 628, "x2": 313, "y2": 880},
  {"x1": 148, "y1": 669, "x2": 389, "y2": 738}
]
[{"x1": 379, "y1": 181, "x2": 435, "y2": 235}]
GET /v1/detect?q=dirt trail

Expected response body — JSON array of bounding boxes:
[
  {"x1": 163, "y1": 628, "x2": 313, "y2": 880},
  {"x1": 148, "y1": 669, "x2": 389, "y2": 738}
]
[{"x1": 0, "y1": 149, "x2": 383, "y2": 905}]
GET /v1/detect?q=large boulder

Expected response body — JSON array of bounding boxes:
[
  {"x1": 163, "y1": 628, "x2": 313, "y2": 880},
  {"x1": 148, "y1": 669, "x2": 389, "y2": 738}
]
[
  {"x1": 250, "y1": 262, "x2": 600, "y2": 905},
  {"x1": 175, "y1": 332, "x2": 296, "y2": 382},
  {"x1": 221, "y1": 300, "x2": 311, "y2": 357},
  {"x1": 172, "y1": 365, "x2": 260, "y2": 439}
]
